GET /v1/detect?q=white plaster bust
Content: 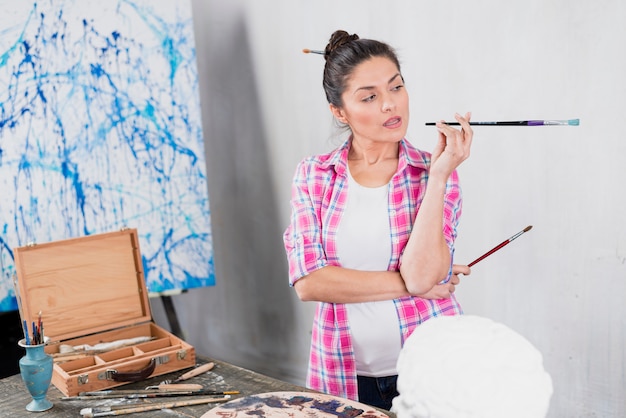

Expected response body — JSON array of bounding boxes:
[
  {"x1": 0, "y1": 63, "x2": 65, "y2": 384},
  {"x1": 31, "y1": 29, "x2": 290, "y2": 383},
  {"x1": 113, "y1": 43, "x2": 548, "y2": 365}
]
[{"x1": 392, "y1": 315, "x2": 553, "y2": 418}]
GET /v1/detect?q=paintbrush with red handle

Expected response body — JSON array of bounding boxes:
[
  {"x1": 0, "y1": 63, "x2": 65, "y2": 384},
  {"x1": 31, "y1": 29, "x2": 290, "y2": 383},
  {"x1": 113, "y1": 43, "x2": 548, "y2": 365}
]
[{"x1": 467, "y1": 225, "x2": 533, "y2": 267}]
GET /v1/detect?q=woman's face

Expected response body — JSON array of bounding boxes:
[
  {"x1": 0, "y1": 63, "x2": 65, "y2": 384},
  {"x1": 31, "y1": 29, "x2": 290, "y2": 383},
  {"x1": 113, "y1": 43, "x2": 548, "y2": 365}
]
[{"x1": 331, "y1": 56, "x2": 409, "y2": 145}]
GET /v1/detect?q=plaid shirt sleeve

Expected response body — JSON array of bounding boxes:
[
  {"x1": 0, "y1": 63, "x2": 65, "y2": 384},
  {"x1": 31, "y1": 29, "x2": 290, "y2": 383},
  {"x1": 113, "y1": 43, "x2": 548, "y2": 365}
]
[
  {"x1": 442, "y1": 169, "x2": 462, "y2": 252},
  {"x1": 283, "y1": 159, "x2": 329, "y2": 285}
]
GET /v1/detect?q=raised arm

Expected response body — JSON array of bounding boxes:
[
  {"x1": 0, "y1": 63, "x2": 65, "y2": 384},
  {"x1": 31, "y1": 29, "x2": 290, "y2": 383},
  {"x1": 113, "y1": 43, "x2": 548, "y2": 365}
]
[{"x1": 399, "y1": 113, "x2": 473, "y2": 294}]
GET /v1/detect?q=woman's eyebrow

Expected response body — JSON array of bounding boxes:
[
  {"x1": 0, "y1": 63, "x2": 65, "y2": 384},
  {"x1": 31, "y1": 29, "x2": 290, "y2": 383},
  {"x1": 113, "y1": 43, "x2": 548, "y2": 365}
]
[
  {"x1": 388, "y1": 73, "x2": 402, "y2": 84},
  {"x1": 353, "y1": 73, "x2": 403, "y2": 95}
]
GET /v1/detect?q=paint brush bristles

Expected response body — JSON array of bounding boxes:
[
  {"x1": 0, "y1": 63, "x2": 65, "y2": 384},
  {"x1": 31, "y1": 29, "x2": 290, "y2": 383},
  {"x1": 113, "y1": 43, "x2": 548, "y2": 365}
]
[
  {"x1": 302, "y1": 48, "x2": 325, "y2": 55},
  {"x1": 426, "y1": 119, "x2": 579, "y2": 126},
  {"x1": 467, "y1": 225, "x2": 533, "y2": 268}
]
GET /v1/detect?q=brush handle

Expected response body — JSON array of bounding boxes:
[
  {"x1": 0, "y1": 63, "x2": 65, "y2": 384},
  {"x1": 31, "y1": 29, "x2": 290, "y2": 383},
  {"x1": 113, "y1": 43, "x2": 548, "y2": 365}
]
[
  {"x1": 467, "y1": 240, "x2": 510, "y2": 267},
  {"x1": 156, "y1": 384, "x2": 204, "y2": 391},
  {"x1": 174, "y1": 362, "x2": 215, "y2": 381},
  {"x1": 467, "y1": 226, "x2": 532, "y2": 267},
  {"x1": 425, "y1": 121, "x2": 529, "y2": 126},
  {"x1": 425, "y1": 119, "x2": 578, "y2": 126},
  {"x1": 80, "y1": 396, "x2": 230, "y2": 417}
]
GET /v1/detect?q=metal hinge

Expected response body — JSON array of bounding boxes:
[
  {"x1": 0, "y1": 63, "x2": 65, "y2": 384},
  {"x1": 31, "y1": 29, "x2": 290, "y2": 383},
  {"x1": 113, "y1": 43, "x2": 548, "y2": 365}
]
[
  {"x1": 99, "y1": 369, "x2": 118, "y2": 381},
  {"x1": 77, "y1": 374, "x2": 89, "y2": 385},
  {"x1": 154, "y1": 355, "x2": 170, "y2": 365}
]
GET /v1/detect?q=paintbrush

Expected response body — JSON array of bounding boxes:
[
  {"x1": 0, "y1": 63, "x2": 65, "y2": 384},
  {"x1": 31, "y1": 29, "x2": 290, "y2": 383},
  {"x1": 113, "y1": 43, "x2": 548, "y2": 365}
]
[
  {"x1": 302, "y1": 48, "x2": 325, "y2": 55},
  {"x1": 63, "y1": 389, "x2": 239, "y2": 401},
  {"x1": 79, "y1": 395, "x2": 231, "y2": 417},
  {"x1": 426, "y1": 119, "x2": 579, "y2": 126},
  {"x1": 75, "y1": 384, "x2": 205, "y2": 396},
  {"x1": 38, "y1": 311, "x2": 43, "y2": 345},
  {"x1": 146, "y1": 361, "x2": 215, "y2": 389},
  {"x1": 467, "y1": 225, "x2": 533, "y2": 267},
  {"x1": 13, "y1": 273, "x2": 30, "y2": 344},
  {"x1": 171, "y1": 362, "x2": 215, "y2": 382}
]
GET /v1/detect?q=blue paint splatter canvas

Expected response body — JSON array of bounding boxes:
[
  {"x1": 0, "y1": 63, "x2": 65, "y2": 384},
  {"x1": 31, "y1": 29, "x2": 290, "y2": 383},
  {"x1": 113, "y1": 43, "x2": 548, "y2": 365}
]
[{"x1": 0, "y1": 0, "x2": 215, "y2": 312}]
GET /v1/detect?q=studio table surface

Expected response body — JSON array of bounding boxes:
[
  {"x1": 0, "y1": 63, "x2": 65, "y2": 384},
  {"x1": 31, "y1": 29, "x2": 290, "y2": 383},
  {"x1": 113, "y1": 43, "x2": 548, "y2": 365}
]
[{"x1": 0, "y1": 357, "x2": 396, "y2": 417}]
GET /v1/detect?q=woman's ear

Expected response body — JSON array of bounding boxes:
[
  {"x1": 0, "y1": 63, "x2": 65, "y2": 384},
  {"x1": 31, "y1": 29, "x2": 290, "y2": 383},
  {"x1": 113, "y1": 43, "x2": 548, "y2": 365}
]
[{"x1": 329, "y1": 104, "x2": 348, "y2": 124}]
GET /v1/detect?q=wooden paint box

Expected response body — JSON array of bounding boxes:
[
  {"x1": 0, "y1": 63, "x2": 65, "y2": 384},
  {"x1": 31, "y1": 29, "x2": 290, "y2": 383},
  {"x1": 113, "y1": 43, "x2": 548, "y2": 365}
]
[{"x1": 13, "y1": 228, "x2": 196, "y2": 397}]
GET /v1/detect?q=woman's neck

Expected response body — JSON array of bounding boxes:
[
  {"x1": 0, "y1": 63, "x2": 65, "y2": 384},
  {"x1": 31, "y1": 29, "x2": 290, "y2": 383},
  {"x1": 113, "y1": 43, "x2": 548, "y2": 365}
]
[
  {"x1": 348, "y1": 138, "x2": 399, "y2": 187},
  {"x1": 348, "y1": 138, "x2": 399, "y2": 165}
]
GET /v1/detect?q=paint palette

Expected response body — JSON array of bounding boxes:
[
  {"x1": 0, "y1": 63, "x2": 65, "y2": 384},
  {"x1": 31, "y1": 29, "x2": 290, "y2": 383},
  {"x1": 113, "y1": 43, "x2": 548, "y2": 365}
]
[{"x1": 201, "y1": 391, "x2": 390, "y2": 417}]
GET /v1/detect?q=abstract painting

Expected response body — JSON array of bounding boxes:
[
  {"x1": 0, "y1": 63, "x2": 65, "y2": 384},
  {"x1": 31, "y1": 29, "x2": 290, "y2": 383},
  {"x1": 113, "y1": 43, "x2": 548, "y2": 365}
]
[{"x1": 0, "y1": 0, "x2": 215, "y2": 312}]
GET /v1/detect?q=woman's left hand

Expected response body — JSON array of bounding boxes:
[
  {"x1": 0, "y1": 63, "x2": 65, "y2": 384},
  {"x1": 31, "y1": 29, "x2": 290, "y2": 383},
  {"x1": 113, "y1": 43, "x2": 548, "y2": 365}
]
[{"x1": 417, "y1": 264, "x2": 470, "y2": 299}]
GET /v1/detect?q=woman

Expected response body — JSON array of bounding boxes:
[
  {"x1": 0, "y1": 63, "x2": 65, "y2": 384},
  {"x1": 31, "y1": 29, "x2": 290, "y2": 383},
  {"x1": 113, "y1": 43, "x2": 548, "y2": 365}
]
[{"x1": 283, "y1": 30, "x2": 473, "y2": 410}]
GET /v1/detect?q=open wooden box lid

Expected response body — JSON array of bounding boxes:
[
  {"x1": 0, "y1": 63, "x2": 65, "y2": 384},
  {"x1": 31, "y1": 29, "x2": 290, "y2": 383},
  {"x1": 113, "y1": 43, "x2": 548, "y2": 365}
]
[{"x1": 13, "y1": 228, "x2": 152, "y2": 342}]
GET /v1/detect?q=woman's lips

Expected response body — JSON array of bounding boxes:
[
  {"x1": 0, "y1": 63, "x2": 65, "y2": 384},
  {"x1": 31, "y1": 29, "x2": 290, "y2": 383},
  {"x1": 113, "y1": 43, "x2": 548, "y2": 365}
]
[{"x1": 383, "y1": 117, "x2": 402, "y2": 129}]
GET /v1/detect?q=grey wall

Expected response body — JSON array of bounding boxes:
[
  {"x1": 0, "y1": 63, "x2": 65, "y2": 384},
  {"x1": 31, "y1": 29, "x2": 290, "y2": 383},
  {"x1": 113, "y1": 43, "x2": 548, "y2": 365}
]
[{"x1": 151, "y1": 1, "x2": 626, "y2": 416}]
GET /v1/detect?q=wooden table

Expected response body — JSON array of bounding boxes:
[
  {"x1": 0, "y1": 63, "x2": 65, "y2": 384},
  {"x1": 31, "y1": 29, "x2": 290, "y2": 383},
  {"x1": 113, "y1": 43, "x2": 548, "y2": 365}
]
[{"x1": 1, "y1": 357, "x2": 396, "y2": 417}]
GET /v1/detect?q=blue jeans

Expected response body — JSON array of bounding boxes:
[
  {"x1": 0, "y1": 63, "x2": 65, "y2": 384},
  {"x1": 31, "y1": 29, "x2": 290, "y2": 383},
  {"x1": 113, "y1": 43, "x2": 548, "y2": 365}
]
[{"x1": 357, "y1": 375, "x2": 399, "y2": 411}]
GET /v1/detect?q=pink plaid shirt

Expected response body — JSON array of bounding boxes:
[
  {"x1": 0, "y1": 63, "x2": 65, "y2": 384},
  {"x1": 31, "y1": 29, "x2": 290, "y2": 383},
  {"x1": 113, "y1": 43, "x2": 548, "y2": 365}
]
[{"x1": 283, "y1": 138, "x2": 463, "y2": 401}]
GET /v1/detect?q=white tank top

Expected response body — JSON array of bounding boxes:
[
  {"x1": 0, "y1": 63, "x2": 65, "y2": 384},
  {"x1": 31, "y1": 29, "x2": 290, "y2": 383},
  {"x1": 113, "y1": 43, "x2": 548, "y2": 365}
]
[{"x1": 335, "y1": 168, "x2": 402, "y2": 377}]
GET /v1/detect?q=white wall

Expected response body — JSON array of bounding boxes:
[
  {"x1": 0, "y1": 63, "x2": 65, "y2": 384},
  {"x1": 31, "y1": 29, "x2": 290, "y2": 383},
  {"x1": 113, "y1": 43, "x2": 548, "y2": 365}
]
[{"x1": 154, "y1": 1, "x2": 625, "y2": 416}]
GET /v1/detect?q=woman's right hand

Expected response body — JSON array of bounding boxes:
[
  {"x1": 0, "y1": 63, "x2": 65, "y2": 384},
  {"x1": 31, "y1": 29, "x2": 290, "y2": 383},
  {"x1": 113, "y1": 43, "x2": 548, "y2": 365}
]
[
  {"x1": 416, "y1": 264, "x2": 470, "y2": 299},
  {"x1": 430, "y1": 112, "x2": 473, "y2": 179}
]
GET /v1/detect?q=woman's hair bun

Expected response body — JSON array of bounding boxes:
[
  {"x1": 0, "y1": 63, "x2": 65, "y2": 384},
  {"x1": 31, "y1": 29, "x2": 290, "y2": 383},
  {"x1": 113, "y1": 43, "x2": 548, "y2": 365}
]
[{"x1": 324, "y1": 30, "x2": 359, "y2": 61}]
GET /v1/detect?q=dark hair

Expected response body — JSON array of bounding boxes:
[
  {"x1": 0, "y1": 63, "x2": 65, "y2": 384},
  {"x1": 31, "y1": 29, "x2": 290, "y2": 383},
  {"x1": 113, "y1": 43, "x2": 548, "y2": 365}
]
[{"x1": 322, "y1": 30, "x2": 401, "y2": 107}]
